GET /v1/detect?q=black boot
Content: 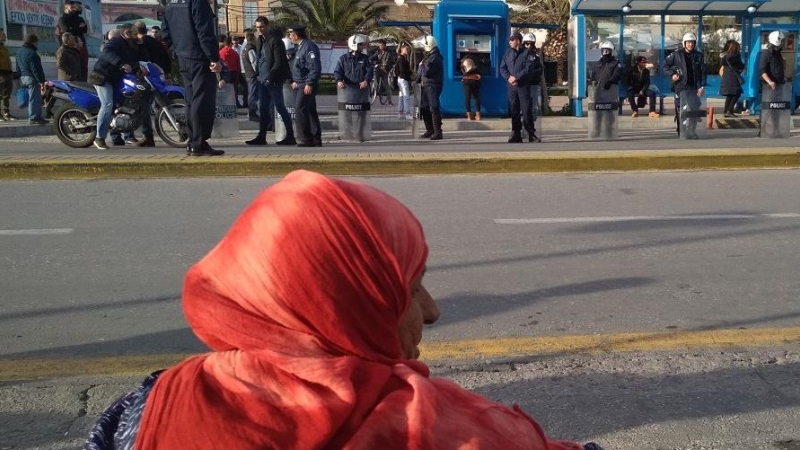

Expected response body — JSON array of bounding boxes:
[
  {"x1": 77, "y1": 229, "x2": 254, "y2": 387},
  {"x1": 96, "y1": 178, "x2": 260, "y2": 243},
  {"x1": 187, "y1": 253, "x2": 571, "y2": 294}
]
[
  {"x1": 508, "y1": 132, "x2": 523, "y2": 143},
  {"x1": 674, "y1": 113, "x2": 680, "y2": 137},
  {"x1": 527, "y1": 128, "x2": 539, "y2": 143},
  {"x1": 430, "y1": 114, "x2": 443, "y2": 140},
  {"x1": 420, "y1": 110, "x2": 434, "y2": 139}
]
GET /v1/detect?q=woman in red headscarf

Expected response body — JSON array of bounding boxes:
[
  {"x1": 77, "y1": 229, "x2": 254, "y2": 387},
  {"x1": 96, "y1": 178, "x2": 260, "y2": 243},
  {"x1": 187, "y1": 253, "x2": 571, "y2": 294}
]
[{"x1": 85, "y1": 170, "x2": 601, "y2": 450}]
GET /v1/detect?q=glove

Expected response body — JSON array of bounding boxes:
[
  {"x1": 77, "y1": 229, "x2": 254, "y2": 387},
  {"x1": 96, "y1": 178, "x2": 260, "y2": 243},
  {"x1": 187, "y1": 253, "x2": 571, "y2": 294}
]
[{"x1": 603, "y1": 82, "x2": 612, "y2": 90}]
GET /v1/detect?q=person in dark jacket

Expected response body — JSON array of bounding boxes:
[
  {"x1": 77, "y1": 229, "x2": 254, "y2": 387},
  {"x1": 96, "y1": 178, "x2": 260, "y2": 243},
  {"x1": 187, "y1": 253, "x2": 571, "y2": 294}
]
[
  {"x1": 394, "y1": 43, "x2": 413, "y2": 119},
  {"x1": 521, "y1": 33, "x2": 543, "y2": 140},
  {"x1": 162, "y1": 0, "x2": 224, "y2": 156},
  {"x1": 242, "y1": 31, "x2": 259, "y2": 121},
  {"x1": 246, "y1": 16, "x2": 294, "y2": 146},
  {"x1": 370, "y1": 39, "x2": 395, "y2": 106},
  {"x1": 589, "y1": 41, "x2": 621, "y2": 92},
  {"x1": 57, "y1": 1, "x2": 88, "y2": 81},
  {"x1": 500, "y1": 32, "x2": 536, "y2": 143},
  {"x1": 416, "y1": 36, "x2": 444, "y2": 140},
  {"x1": 759, "y1": 31, "x2": 786, "y2": 91},
  {"x1": 16, "y1": 33, "x2": 48, "y2": 125},
  {"x1": 288, "y1": 23, "x2": 322, "y2": 147},
  {"x1": 90, "y1": 24, "x2": 141, "y2": 150},
  {"x1": 44, "y1": 32, "x2": 82, "y2": 120},
  {"x1": 623, "y1": 56, "x2": 658, "y2": 118},
  {"x1": 665, "y1": 32, "x2": 706, "y2": 138},
  {"x1": 720, "y1": 40, "x2": 745, "y2": 117}
]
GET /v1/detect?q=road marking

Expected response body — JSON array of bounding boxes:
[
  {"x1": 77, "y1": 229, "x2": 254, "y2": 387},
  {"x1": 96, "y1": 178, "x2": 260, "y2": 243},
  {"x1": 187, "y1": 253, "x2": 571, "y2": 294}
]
[
  {"x1": 0, "y1": 228, "x2": 73, "y2": 236},
  {"x1": 495, "y1": 213, "x2": 800, "y2": 225},
  {"x1": 1, "y1": 327, "x2": 798, "y2": 381}
]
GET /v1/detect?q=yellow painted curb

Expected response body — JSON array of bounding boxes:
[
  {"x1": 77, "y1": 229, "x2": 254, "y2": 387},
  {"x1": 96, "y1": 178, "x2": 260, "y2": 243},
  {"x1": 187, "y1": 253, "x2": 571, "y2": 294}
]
[
  {"x1": 1, "y1": 148, "x2": 800, "y2": 179},
  {"x1": 1, "y1": 327, "x2": 798, "y2": 381}
]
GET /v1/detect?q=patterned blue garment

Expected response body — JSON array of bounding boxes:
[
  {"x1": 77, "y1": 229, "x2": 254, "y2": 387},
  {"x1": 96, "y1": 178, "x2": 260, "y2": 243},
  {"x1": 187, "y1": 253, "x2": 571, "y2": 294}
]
[{"x1": 83, "y1": 371, "x2": 163, "y2": 450}]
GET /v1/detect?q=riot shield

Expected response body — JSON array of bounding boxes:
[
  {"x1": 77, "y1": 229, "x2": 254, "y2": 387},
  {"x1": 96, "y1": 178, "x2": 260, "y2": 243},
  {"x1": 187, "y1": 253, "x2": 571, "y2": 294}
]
[
  {"x1": 587, "y1": 84, "x2": 618, "y2": 140},
  {"x1": 678, "y1": 90, "x2": 706, "y2": 140},
  {"x1": 522, "y1": 84, "x2": 543, "y2": 143},
  {"x1": 760, "y1": 83, "x2": 792, "y2": 139},
  {"x1": 411, "y1": 82, "x2": 421, "y2": 138},
  {"x1": 274, "y1": 83, "x2": 298, "y2": 142},
  {"x1": 337, "y1": 84, "x2": 371, "y2": 142},
  {"x1": 212, "y1": 83, "x2": 239, "y2": 138}
]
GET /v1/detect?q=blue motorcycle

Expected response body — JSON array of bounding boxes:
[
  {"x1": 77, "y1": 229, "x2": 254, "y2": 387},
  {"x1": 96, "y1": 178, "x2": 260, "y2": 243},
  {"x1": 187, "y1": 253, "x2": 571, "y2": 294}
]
[{"x1": 47, "y1": 61, "x2": 188, "y2": 148}]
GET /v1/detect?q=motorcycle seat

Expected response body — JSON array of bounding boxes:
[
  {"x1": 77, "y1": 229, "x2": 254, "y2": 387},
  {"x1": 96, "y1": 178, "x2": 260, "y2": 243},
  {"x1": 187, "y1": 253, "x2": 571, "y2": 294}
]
[{"x1": 67, "y1": 81, "x2": 98, "y2": 93}]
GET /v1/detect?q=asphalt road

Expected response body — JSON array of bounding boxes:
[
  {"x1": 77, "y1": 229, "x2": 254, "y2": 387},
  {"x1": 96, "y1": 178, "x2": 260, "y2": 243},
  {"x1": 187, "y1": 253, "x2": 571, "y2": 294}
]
[{"x1": 2, "y1": 172, "x2": 800, "y2": 449}]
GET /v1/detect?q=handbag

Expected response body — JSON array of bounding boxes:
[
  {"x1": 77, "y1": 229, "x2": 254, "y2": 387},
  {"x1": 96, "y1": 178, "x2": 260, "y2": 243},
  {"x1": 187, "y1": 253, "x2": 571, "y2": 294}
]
[
  {"x1": 15, "y1": 86, "x2": 29, "y2": 109},
  {"x1": 723, "y1": 57, "x2": 745, "y2": 85},
  {"x1": 88, "y1": 70, "x2": 106, "y2": 86}
]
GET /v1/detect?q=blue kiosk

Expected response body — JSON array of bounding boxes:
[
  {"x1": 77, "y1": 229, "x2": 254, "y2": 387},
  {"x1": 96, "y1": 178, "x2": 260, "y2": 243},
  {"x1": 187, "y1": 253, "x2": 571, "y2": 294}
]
[
  {"x1": 430, "y1": 0, "x2": 510, "y2": 117},
  {"x1": 567, "y1": 0, "x2": 800, "y2": 117}
]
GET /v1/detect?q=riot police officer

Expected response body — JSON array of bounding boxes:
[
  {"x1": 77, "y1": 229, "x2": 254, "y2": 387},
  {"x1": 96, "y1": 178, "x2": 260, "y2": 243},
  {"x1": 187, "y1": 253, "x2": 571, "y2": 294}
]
[
  {"x1": 664, "y1": 32, "x2": 706, "y2": 138},
  {"x1": 288, "y1": 24, "x2": 322, "y2": 147},
  {"x1": 760, "y1": 30, "x2": 786, "y2": 91},
  {"x1": 416, "y1": 36, "x2": 444, "y2": 140},
  {"x1": 334, "y1": 34, "x2": 373, "y2": 142},
  {"x1": 334, "y1": 35, "x2": 373, "y2": 91},
  {"x1": 589, "y1": 41, "x2": 621, "y2": 94}
]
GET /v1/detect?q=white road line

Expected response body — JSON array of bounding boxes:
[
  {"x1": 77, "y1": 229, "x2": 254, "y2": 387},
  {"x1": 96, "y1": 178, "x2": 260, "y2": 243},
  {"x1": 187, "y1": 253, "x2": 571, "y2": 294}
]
[
  {"x1": 0, "y1": 228, "x2": 74, "y2": 236},
  {"x1": 495, "y1": 213, "x2": 800, "y2": 225}
]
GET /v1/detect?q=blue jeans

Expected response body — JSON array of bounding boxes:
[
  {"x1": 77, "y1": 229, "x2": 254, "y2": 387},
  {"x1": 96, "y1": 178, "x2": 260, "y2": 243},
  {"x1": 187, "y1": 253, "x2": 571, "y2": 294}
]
[
  {"x1": 266, "y1": 82, "x2": 292, "y2": 139},
  {"x1": 95, "y1": 82, "x2": 114, "y2": 140},
  {"x1": 21, "y1": 76, "x2": 43, "y2": 120}
]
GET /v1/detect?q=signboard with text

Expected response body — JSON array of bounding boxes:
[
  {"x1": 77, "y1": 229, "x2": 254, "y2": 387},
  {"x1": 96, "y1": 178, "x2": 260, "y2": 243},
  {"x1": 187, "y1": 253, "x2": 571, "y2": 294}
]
[{"x1": 6, "y1": 0, "x2": 59, "y2": 27}]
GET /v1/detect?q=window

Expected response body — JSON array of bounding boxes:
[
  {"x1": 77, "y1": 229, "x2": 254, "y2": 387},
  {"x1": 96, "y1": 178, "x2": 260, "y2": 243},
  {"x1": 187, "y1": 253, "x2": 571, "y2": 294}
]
[{"x1": 244, "y1": 1, "x2": 258, "y2": 30}]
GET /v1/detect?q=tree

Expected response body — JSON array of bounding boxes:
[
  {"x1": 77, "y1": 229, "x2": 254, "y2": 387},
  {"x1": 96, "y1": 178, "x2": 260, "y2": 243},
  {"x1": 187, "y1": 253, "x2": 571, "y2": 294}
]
[
  {"x1": 270, "y1": 0, "x2": 390, "y2": 43},
  {"x1": 512, "y1": 0, "x2": 570, "y2": 83}
]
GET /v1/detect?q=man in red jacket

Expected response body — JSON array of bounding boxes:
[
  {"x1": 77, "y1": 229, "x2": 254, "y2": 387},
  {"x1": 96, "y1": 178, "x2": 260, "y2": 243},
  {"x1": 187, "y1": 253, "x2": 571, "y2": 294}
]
[{"x1": 219, "y1": 36, "x2": 243, "y2": 108}]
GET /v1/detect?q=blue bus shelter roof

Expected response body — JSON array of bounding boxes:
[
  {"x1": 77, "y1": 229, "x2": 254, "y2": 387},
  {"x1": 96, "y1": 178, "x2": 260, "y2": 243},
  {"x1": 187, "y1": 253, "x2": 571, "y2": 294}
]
[{"x1": 571, "y1": 0, "x2": 800, "y2": 16}]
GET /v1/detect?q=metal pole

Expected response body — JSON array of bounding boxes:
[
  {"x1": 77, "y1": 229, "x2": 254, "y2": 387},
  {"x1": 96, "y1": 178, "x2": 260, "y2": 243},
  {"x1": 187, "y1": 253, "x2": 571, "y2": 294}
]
[
  {"x1": 225, "y1": 4, "x2": 230, "y2": 34},
  {"x1": 214, "y1": 0, "x2": 220, "y2": 36}
]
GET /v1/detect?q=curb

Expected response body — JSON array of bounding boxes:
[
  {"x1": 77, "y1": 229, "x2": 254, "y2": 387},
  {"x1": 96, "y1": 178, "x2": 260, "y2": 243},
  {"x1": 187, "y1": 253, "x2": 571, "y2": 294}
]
[{"x1": 2, "y1": 149, "x2": 799, "y2": 180}]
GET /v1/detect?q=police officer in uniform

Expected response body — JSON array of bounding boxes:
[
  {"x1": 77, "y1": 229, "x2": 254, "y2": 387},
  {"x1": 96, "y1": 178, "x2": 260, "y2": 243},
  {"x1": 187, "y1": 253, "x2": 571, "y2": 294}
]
[
  {"x1": 161, "y1": 0, "x2": 224, "y2": 156},
  {"x1": 416, "y1": 36, "x2": 444, "y2": 140},
  {"x1": 664, "y1": 32, "x2": 706, "y2": 138},
  {"x1": 500, "y1": 32, "x2": 536, "y2": 143},
  {"x1": 288, "y1": 24, "x2": 322, "y2": 147}
]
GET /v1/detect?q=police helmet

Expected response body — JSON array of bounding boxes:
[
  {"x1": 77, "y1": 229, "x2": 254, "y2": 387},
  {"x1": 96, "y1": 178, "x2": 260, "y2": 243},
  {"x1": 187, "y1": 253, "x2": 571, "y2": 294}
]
[
  {"x1": 768, "y1": 30, "x2": 786, "y2": 47},
  {"x1": 423, "y1": 35, "x2": 437, "y2": 52},
  {"x1": 682, "y1": 32, "x2": 697, "y2": 44},
  {"x1": 599, "y1": 41, "x2": 614, "y2": 54},
  {"x1": 282, "y1": 37, "x2": 296, "y2": 54},
  {"x1": 348, "y1": 34, "x2": 368, "y2": 52},
  {"x1": 522, "y1": 33, "x2": 536, "y2": 45}
]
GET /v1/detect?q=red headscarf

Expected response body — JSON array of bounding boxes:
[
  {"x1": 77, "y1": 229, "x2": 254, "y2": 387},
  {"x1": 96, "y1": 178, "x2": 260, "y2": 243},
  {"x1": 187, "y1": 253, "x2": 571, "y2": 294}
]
[{"x1": 136, "y1": 170, "x2": 582, "y2": 450}]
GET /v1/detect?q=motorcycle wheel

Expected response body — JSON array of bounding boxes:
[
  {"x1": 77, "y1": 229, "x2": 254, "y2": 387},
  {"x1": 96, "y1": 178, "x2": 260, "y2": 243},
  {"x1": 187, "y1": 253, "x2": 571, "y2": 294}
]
[
  {"x1": 53, "y1": 103, "x2": 96, "y2": 148},
  {"x1": 155, "y1": 99, "x2": 188, "y2": 149}
]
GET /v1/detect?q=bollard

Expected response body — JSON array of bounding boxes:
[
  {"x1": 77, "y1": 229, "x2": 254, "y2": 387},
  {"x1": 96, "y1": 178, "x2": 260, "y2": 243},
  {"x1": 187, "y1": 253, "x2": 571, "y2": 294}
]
[{"x1": 707, "y1": 107, "x2": 714, "y2": 130}]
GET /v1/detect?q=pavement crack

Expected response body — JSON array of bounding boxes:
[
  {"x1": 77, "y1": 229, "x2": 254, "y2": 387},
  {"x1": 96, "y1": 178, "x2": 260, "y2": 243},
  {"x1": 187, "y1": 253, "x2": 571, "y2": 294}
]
[{"x1": 78, "y1": 384, "x2": 98, "y2": 417}]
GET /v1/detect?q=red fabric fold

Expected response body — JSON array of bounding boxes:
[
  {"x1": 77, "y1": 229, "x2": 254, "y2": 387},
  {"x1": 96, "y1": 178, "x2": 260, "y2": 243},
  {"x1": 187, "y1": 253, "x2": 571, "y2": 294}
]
[{"x1": 136, "y1": 170, "x2": 581, "y2": 450}]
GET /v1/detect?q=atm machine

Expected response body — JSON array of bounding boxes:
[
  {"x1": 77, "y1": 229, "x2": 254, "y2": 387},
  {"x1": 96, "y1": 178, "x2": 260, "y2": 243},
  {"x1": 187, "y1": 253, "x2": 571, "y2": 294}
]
[{"x1": 432, "y1": 0, "x2": 510, "y2": 117}]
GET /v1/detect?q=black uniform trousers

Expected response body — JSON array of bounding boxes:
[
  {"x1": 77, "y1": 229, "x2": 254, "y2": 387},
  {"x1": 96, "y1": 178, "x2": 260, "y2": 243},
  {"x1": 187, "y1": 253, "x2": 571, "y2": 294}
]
[
  {"x1": 508, "y1": 84, "x2": 533, "y2": 133},
  {"x1": 420, "y1": 84, "x2": 442, "y2": 132},
  {"x1": 294, "y1": 83, "x2": 321, "y2": 145},
  {"x1": 179, "y1": 58, "x2": 217, "y2": 149}
]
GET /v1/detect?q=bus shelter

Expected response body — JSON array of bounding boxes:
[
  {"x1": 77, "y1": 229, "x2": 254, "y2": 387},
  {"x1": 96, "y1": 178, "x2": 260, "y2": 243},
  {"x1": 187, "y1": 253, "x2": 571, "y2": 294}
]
[{"x1": 567, "y1": 0, "x2": 800, "y2": 117}]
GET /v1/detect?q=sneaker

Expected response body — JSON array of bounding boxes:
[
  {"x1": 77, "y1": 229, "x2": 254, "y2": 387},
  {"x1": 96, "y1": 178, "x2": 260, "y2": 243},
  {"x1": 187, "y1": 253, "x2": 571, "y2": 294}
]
[
  {"x1": 124, "y1": 137, "x2": 139, "y2": 145},
  {"x1": 3, "y1": 113, "x2": 16, "y2": 121},
  {"x1": 631, "y1": 111, "x2": 639, "y2": 118},
  {"x1": 111, "y1": 138, "x2": 126, "y2": 146},
  {"x1": 275, "y1": 138, "x2": 296, "y2": 146},
  {"x1": 648, "y1": 111, "x2": 660, "y2": 118},
  {"x1": 29, "y1": 117, "x2": 48, "y2": 125},
  {"x1": 94, "y1": 138, "x2": 109, "y2": 150}
]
